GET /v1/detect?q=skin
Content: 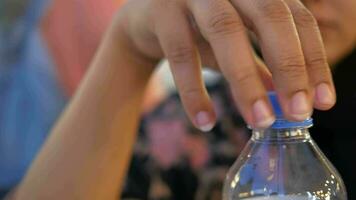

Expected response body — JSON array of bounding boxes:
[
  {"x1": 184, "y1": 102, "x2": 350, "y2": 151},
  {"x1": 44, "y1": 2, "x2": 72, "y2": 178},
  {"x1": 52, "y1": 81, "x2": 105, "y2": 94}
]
[
  {"x1": 7, "y1": 0, "x2": 356, "y2": 199},
  {"x1": 121, "y1": 0, "x2": 336, "y2": 130},
  {"x1": 301, "y1": 0, "x2": 356, "y2": 66}
]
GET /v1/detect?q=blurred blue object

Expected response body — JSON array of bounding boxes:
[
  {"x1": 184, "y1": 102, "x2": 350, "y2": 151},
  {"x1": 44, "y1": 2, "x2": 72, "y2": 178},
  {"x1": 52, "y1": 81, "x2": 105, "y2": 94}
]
[{"x1": 0, "y1": 0, "x2": 66, "y2": 190}]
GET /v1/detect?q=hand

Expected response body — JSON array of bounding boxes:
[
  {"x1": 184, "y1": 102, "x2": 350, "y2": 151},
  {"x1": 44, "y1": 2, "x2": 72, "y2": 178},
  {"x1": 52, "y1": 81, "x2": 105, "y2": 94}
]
[{"x1": 116, "y1": 0, "x2": 335, "y2": 130}]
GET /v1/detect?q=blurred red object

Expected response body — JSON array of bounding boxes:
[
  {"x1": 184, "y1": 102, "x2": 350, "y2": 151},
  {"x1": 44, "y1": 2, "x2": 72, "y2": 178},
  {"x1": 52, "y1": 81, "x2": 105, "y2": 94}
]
[
  {"x1": 41, "y1": 0, "x2": 123, "y2": 96},
  {"x1": 41, "y1": 0, "x2": 166, "y2": 112}
]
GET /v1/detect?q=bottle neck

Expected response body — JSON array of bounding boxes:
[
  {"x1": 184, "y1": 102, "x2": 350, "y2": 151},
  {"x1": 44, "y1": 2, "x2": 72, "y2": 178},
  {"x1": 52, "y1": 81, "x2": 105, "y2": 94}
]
[{"x1": 252, "y1": 127, "x2": 311, "y2": 142}]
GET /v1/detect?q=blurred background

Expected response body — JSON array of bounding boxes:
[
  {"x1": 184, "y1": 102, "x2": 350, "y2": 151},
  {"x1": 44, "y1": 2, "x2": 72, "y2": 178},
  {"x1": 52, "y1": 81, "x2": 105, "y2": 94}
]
[
  {"x1": 0, "y1": 0, "x2": 220, "y2": 198},
  {"x1": 0, "y1": 0, "x2": 141, "y2": 197},
  {"x1": 1, "y1": 0, "x2": 356, "y2": 200}
]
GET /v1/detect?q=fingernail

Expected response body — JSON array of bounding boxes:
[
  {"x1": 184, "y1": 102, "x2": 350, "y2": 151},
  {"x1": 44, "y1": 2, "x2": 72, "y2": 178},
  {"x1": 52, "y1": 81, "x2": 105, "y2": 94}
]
[
  {"x1": 253, "y1": 99, "x2": 275, "y2": 128},
  {"x1": 195, "y1": 111, "x2": 214, "y2": 132},
  {"x1": 290, "y1": 91, "x2": 311, "y2": 121},
  {"x1": 316, "y1": 83, "x2": 335, "y2": 106}
]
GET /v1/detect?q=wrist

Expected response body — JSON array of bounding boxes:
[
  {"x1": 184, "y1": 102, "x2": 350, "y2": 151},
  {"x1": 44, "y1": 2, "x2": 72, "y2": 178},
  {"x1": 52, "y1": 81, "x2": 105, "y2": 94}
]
[
  {"x1": 111, "y1": 11, "x2": 160, "y2": 72},
  {"x1": 91, "y1": 20, "x2": 157, "y2": 90}
]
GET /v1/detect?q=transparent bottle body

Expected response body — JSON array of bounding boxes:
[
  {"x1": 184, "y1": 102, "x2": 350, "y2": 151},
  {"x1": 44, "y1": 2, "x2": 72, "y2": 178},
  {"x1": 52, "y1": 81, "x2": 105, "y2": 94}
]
[{"x1": 223, "y1": 128, "x2": 347, "y2": 200}]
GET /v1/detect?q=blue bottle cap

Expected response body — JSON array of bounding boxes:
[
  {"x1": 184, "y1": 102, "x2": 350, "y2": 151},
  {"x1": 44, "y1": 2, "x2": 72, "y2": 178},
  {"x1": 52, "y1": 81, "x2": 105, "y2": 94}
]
[{"x1": 268, "y1": 92, "x2": 313, "y2": 129}]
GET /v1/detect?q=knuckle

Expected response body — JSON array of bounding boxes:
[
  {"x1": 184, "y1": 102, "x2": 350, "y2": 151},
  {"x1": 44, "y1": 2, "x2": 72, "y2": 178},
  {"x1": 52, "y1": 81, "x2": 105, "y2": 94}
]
[
  {"x1": 167, "y1": 44, "x2": 195, "y2": 64},
  {"x1": 293, "y1": 7, "x2": 317, "y2": 28},
  {"x1": 152, "y1": 0, "x2": 176, "y2": 8},
  {"x1": 233, "y1": 68, "x2": 257, "y2": 86},
  {"x1": 306, "y1": 51, "x2": 328, "y2": 68},
  {"x1": 150, "y1": 0, "x2": 165, "y2": 10},
  {"x1": 274, "y1": 54, "x2": 307, "y2": 80},
  {"x1": 256, "y1": 0, "x2": 292, "y2": 22},
  {"x1": 206, "y1": 10, "x2": 244, "y2": 38},
  {"x1": 180, "y1": 86, "x2": 202, "y2": 100},
  {"x1": 307, "y1": 55, "x2": 331, "y2": 82}
]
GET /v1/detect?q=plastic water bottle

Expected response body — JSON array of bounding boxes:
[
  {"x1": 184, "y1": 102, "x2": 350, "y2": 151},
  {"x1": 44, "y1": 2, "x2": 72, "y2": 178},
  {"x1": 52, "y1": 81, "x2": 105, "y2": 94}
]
[{"x1": 223, "y1": 92, "x2": 347, "y2": 200}]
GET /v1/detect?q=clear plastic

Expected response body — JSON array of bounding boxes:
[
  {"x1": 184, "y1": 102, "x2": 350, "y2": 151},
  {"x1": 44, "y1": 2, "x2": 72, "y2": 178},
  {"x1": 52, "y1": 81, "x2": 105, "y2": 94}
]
[{"x1": 223, "y1": 127, "x2": 347, "y2": 200}]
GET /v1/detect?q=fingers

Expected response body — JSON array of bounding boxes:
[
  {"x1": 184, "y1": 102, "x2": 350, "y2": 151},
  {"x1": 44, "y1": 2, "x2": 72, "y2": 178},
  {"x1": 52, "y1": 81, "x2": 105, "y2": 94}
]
[
  {"x1": 153, "y1": 0, "x2": 216, "y2": 131},
  {"x1": 230, "y1": 0, "x2": 313, "y2": 121},
  {"x1": 255, "y1": 55, "x2": 274, "y2": 91},
  {"x1": 284, "y1": 0, "x2": 336, "y2": 110},
  {"x1": 188, "y1": 0, "x2": 275, "y2": 128},
  {"x1": 149, "y1": 0, "x2": 334, "y2": 129}
]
